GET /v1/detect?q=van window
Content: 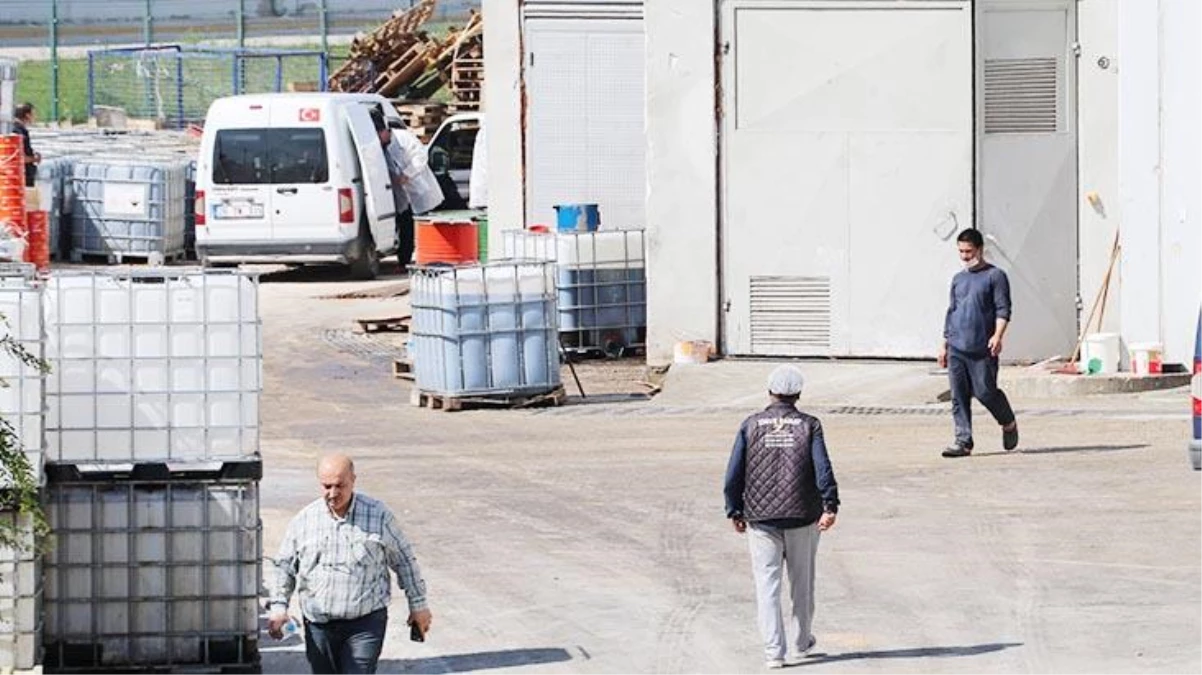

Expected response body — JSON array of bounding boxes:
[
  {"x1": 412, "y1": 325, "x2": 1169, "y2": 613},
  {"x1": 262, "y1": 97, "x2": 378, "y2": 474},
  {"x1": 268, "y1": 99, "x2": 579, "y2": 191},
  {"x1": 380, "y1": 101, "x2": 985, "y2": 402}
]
[{"x1": 213, "y1": 128, "x2": 329, "y2": 185}]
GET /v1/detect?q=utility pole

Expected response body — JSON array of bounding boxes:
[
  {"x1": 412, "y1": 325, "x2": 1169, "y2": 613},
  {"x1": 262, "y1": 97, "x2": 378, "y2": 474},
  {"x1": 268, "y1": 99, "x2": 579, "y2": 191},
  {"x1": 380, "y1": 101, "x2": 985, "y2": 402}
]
[
  {"x1": 50, "y1": 0, "x2": 60, "y2": 121},
  {"x1": 237, "y1": 0, "x2": 246, "y2": 49},
  {"x1": 143, "y1": 0, "x2": 153, "y2": 46},
  {"x1": 319, "y1": 0, "x2": 329, "y2": 57}
]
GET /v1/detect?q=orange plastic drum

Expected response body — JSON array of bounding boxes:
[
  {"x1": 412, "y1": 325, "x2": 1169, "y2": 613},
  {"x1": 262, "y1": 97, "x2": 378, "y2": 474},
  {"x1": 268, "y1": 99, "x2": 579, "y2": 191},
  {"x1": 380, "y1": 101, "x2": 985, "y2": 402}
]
[
  {"x1": 24, "y1": 210, "x2": 49, "y2": 271},
  {"x1": 414, "y1": 218, "x2": 479, "y2": 265},
  {"x1": 0, "y1": 135, "x2": 26, "y2": 236}
]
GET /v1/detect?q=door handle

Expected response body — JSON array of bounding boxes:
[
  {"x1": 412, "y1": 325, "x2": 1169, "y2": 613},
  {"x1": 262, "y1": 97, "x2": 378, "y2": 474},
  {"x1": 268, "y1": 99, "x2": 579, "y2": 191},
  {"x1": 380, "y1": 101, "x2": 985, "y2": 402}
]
[{"x1": 276, "y1": 187, "x2": 298, "y2": 195}]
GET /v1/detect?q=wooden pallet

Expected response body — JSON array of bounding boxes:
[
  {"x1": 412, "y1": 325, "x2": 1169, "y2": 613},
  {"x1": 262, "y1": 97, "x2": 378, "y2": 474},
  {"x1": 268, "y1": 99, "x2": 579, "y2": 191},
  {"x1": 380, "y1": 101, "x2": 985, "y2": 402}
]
[
  {"x1": 410, "y1": 385, "x2": 567, "y2": 412},
  {"x1": 354, "y1": 315, "x2": 411, "y2": 334},
  {"x1": 69, "y1": 250, "x2": 185, "y2": 266},
  {"x1": 392, "y1": 358, "x2": 414, "y2": 380}
]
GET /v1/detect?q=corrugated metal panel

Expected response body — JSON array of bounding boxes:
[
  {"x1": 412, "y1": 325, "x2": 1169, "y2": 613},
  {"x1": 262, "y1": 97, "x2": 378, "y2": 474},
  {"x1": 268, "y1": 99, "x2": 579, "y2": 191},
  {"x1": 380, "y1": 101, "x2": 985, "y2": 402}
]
[
  {"x1": 749, "y1": 276, "x2": 832, "y2": 350},
  {"x1": 983, "y1": 57, "x2": 1059, "y2": 134},
  {"x1": 522, "y1": 1, "x2": 643, "y2": 20}
]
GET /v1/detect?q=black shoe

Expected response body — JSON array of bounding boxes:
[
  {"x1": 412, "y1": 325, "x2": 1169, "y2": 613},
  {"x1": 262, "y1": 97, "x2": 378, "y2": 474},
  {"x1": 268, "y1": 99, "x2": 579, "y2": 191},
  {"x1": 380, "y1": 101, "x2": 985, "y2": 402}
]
[
  {"x1": 942, "y1": 444, "x2": 972, "y2": 458},
  {"x1": 1003, "y1": 424, "x2": 1019, "y2": 451}
]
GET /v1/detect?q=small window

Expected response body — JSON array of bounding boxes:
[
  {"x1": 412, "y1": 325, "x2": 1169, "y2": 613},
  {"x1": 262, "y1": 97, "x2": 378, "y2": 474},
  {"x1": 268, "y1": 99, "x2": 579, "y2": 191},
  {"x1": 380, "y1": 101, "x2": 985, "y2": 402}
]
[
  {"x1": 212, "y1": 128, "x2": 329, "y2": 185},
  {"x1": 213, "y1": 130, "x2": 268, "y2": 184},
  {"x1": 270, "y1": 129, "x2": 329, "y2": 184}
]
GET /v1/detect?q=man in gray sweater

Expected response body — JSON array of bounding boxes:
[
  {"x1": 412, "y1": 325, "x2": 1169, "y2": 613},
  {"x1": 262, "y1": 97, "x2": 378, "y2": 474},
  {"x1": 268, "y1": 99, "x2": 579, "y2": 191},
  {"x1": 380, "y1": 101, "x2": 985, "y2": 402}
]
[{"x1": 939, "y1": 229, "x2": 1019, "y2": 457}]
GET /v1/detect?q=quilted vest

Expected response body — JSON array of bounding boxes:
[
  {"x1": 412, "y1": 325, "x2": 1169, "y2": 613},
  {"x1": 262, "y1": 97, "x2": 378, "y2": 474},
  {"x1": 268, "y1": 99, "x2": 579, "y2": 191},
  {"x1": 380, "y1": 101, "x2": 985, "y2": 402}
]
[{"x1": 742, "y1": 403, "x2": 823, "y2": 525}]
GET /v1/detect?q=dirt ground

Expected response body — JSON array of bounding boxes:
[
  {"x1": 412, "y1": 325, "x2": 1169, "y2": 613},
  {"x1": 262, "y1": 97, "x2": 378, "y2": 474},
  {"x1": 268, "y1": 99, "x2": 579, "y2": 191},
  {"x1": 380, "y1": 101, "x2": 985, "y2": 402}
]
[{"x1": 251, "y1": 265, "x2": 1201, "y2": 674}]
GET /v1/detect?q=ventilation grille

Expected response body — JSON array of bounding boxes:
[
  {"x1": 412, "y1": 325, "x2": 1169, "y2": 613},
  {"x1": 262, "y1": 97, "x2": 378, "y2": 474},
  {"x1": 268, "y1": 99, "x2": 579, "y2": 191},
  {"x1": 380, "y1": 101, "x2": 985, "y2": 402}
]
[
  {"x1": 522, "y1": 1, "x2": 643, "y2": 20},
  {"x1": 983, "y1": 57, "x2": 1059, "y2": 134},
  {"x1": 750, "y1": 276, "x2": 831, "y2": 350}
]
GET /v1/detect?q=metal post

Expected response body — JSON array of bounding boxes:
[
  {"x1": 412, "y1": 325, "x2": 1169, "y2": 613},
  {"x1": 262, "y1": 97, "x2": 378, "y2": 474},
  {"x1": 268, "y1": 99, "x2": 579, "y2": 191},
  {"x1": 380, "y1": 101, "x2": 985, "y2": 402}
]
[
  {"x1": 237, "y1": 0, "x2": 246, "y2": 49},
  {"x1": 176, "y1": 55, "x2": 185, "y2": 130},
  {"x1": 50, "y1": 0, "x2": 59, "y2": 121},
  {"x1": 319, "y1": 0, "x2": 329, "y2": 58},
  {"x1": 87, "y1": 52, "x2": 94, "y2": 121},
  {"x1": 143, "y1": 0, "x2": 153, "y2": 46}
]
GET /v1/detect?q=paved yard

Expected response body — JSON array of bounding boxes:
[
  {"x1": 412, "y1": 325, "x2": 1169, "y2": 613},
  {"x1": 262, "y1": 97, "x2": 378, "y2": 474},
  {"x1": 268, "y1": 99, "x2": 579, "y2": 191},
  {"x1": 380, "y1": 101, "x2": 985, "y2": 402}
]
[{"x1": 255, "y1": 267, "x2": 1201, "y2": 674}]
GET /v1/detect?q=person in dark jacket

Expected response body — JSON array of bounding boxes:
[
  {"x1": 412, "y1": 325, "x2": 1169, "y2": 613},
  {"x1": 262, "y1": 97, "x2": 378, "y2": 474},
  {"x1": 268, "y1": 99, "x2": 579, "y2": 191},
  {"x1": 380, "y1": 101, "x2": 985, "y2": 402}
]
[
  {"x1": 938, "y1": 228, "x2": 1019, "y2": 458},
  {"x1": 724, "y1": 365, "x2": 839, "y2": 669},
  {"x1": 13, "y1": 103, "x2": 40, "y2": 187}
]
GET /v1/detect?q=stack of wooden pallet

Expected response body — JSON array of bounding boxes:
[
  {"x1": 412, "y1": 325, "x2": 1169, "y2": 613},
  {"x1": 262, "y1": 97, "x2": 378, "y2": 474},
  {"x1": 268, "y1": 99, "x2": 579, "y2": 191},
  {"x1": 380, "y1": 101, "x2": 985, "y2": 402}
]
[
  {"x1": 447, "y1": 12, "x2": 484, "y2": 113},
  {"x1": 328, "y1": 2, "x2": 486, "y2": 114},
  {"x1": 327, "y1": 0, "x2": 437, "y2": 95},
  {"x1": 392, "y1": 101, "x2": 448, "y2": 144}
]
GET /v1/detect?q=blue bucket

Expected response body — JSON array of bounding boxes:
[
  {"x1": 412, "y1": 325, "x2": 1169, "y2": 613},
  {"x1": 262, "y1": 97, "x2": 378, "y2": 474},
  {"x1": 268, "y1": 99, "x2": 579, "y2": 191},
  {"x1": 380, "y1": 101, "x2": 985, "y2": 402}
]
[{"x1": 555, "y1": 203, "x2": 601, "y2": 233}]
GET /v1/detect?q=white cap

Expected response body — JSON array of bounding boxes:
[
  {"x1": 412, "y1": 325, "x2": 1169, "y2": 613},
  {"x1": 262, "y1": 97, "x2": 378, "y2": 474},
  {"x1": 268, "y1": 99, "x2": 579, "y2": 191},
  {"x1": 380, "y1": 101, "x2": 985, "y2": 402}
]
[{"x1": 767, "y1": 365, "x2": 805, "y2": 396}]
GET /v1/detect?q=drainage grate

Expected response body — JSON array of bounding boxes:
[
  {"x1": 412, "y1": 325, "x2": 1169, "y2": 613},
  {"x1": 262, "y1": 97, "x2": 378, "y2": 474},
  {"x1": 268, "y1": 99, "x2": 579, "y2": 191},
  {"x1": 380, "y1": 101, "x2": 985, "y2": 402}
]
[{"x1": 320, "y1": 329, "x2": 408, "y2": 363}]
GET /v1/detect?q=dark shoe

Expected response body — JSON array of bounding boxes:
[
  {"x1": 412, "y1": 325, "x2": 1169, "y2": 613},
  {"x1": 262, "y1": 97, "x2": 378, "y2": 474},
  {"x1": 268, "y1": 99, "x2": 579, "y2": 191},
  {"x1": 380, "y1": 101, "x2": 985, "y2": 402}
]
[
  {"x1": 942, "y1": 444, "x2": 972, "y2": 458},
  {"x1": 1003, "y1": 424, "x2": 1019, "y2": 451}
]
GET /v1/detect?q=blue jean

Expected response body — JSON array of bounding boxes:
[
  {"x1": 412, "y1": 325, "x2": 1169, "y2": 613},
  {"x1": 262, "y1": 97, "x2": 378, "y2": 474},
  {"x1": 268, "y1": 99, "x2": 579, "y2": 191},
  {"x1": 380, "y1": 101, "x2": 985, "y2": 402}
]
[
  {"x1": 948, "y1": 349, "x2": 1016, "y2": 448},
  {"x1": 304, "y1": 607, "x2": 388, "y2": 674}
]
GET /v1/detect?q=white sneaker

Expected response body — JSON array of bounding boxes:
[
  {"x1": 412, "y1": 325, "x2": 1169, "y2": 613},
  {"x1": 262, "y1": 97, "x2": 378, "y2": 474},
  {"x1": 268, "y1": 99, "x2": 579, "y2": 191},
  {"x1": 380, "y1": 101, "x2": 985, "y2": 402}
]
[{"x1": 765, "y1": 658, "x2": 785, "y2": 669}]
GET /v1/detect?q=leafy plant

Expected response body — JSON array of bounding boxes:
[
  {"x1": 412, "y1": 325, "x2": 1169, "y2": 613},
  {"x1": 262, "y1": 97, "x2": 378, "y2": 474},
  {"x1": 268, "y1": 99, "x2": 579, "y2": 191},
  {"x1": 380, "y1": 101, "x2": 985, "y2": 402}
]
[{"x1": 0, "y1": 308, "x2": 51, "y2": 555}]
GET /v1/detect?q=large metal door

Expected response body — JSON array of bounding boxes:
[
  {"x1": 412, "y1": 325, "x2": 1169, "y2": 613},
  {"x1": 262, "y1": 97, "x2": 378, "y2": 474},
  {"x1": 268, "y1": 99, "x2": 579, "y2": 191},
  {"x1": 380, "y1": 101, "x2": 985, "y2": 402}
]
[
  {"x1": 522, "y1": 2, "x2": 646, "y2": 229},
  {"x1": 720, "y1": 1, "x2": 973, "y2": 357},
  {"x1": 977, "y1": 1, "x2": 1078, "y2": 362}
]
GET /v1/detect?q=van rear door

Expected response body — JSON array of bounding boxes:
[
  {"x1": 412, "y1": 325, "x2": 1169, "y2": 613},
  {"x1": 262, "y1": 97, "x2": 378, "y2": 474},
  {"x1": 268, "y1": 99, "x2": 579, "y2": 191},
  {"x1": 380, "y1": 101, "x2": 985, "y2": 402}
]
[
  {"x1": 209, "y1": 127, "x2": 273, "y2": 242},
  {"x1": 345, "y1": 105, "x2": 398, "y2": 252},
  {"x1": 269, "y1": 103, "x2": 338, "y2": 242}
]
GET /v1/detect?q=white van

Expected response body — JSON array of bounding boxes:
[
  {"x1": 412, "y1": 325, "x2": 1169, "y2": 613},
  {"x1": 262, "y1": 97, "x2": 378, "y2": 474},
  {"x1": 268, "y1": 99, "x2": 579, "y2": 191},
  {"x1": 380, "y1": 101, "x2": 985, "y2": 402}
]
[{"x1": 195, "y1": 93, "x2": 408, "y2": 279}]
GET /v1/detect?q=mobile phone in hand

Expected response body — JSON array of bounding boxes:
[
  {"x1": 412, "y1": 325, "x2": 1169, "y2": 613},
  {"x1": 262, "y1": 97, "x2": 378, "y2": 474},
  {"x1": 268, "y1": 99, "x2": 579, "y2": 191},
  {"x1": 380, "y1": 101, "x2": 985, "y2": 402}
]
[{"x1": 410, "y1": 623, "x2": 425, "y2": 642}]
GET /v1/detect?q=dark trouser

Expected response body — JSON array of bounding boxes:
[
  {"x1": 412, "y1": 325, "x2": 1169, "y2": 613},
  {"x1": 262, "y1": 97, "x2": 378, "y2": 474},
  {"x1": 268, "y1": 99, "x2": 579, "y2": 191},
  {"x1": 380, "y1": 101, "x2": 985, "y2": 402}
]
[
  {"x1": 396, "y1": 208, "x2": 415, "y2": 268},
  {"x1": 303, "y1": 608, "x2": 388, "y2": 675},
  {"x1": 948, "y1": 349, "x2": 1016, "y2": 448}
]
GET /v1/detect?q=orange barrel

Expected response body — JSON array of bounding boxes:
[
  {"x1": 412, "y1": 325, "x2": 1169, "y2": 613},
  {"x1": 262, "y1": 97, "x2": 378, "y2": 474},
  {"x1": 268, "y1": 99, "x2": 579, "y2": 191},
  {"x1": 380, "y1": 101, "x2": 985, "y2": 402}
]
[
  {"x1": 0, "y1": 135, "x2": 26, "y2": 237},
  {"x1": 24, "y1": 210, "x2": 49, "y2": 272},
  {"x1": 414, "y1": 217, "x2": 479, "y2": 265}
]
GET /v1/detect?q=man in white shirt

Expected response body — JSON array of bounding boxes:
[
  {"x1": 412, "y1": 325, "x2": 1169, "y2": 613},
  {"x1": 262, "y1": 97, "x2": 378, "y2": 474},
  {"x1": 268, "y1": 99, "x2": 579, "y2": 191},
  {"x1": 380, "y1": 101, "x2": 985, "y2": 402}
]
[{"x1": 370, "y1": 107, "x2": 444, "y2": 267}]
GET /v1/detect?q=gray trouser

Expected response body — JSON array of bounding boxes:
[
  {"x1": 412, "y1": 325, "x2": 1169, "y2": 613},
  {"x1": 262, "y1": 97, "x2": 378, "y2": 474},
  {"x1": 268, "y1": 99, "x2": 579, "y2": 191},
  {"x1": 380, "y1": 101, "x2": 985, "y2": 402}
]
[
  {"x1": 747, "y1": 522, "x2": 820, "y2": 661},
  {"x1": 948, "y1": 349, "x2": 1016, "y2": 448}
]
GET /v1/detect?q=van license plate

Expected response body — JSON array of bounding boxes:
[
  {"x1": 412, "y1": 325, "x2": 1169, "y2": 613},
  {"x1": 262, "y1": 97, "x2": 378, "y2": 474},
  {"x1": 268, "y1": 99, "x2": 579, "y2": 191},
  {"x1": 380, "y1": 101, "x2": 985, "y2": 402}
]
[{"x1": 215, "y1": 201, "x2": 265, "y2": 220}]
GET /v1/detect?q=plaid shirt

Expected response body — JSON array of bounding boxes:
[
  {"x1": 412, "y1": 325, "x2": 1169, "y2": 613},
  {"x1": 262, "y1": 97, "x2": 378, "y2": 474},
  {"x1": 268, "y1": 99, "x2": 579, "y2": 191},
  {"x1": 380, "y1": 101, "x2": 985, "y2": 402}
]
[{"x1": 269, "y1": 493, "x2": 428, "y2": 623}]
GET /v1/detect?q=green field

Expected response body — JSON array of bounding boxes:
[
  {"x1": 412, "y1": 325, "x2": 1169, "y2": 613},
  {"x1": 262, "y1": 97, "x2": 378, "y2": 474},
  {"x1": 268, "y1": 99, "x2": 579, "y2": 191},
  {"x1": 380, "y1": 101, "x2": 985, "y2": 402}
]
[{"x1": 14, "y1": 27, "x2": 458, "y2": 125}]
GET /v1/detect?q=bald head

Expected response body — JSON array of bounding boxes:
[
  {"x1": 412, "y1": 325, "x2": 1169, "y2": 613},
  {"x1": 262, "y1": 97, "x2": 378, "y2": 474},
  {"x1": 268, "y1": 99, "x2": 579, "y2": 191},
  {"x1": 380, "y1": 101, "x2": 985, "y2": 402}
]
[{"x1": 317, "y1": 454, "x2": 356, "y2": 516}]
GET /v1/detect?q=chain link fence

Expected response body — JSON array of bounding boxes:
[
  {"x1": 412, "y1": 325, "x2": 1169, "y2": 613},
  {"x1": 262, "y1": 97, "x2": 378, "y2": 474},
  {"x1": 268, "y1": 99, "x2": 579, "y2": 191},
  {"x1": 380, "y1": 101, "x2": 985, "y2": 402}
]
[{"x1": 2, "y1": 0, "x2": 478, "y2": 123}]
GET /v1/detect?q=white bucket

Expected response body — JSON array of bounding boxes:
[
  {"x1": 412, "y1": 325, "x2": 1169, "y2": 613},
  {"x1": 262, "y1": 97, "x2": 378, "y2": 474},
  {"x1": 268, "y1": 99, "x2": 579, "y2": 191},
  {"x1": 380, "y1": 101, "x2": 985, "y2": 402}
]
[
  {"x1": 1080, "y1": 333, "x2": 1121, "y2": 374},
  {"x1": 1128, "y1": 342, "x2": 1164, "y2": 375},
  {"x1": 673, "y1": 340, "x2": 713, "y2": 365}
]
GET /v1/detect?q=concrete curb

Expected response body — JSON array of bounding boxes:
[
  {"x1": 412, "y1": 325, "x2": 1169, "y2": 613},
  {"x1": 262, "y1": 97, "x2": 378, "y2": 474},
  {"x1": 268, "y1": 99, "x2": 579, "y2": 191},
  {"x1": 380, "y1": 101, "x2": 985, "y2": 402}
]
[{"x1": 998, "y1": 371, "x2": 1191, "y2": 398}]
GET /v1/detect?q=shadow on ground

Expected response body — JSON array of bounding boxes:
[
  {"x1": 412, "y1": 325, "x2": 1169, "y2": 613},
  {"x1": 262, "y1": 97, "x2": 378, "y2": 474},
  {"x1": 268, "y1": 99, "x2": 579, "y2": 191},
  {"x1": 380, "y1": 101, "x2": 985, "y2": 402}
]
[
  {"x1": 256, "y1": 261, "x2": 408, "y2": 284},
  {"x1": 792, "y1": 641, "x2": 1023, "y2": 667},
  {"x1": 262, "y1": 647, "x2": 573, "y2": 674},
  {"x1": 974, "y1": 443, "x2": 1149, "y2": 458}
]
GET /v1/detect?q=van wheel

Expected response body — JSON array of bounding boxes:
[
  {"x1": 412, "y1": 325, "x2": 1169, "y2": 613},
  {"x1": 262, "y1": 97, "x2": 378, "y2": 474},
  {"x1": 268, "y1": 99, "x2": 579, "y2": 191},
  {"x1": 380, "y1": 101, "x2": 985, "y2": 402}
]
[{"x1": 349, "y1": 235, "x2": 380, "y2": 281}]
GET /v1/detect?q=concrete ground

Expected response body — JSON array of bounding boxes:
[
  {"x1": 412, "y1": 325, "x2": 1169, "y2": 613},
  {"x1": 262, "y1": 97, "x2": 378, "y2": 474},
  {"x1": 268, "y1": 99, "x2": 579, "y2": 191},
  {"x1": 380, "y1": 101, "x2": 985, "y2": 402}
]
[{"x1": 254, "y1": 265, "x2": 1201, "y2": 674}]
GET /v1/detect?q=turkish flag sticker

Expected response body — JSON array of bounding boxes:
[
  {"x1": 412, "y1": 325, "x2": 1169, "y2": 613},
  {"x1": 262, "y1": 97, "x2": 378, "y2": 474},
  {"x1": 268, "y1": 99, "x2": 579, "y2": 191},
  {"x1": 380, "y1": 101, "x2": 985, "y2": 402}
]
[{"x1": 299, "y1": 108, "x2": 321, "y2": 122}]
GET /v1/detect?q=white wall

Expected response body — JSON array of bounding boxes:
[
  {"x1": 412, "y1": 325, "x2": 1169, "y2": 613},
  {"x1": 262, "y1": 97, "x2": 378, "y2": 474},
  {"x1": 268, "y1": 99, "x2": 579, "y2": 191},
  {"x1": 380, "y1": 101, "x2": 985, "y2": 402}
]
[
  {"x1": 1117, "y1": 0, "x2": 1201, "y2": 366},
  {"x1": 1158, "y1": 0, "x2": 1202, "y2": 364},
  {"x1": 482, "y1": 0, "x2": 525, "y2": 241},
  {"x1": 644, "y1": 1, "x2": 718, "y2": 365},
  {"x1": 1077, "y1": 0, "x2": 1121, "y2": 335}
]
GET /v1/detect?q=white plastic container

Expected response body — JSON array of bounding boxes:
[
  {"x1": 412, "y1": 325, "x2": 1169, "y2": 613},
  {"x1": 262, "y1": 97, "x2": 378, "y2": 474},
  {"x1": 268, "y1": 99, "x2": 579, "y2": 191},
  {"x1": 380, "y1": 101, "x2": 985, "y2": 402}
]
[
  {"x1": 0, "y1": 265, "x2": 44, "y2": 485},
  {"x1": 1128, "y1": 342, "x2": 1164, "y2": 375},
  {"x1": 44, "y1": 270, "x2": 262, "y2": 464},
  {"x1": 43, "y1": 475, "x2": 261, "y2": 671},
  {"x1": 0, "y1": 511, "x2": 41, "y2": 672},
  {"x1": 1080, "y1": 332, "x2": 1121, "y2": 374}
]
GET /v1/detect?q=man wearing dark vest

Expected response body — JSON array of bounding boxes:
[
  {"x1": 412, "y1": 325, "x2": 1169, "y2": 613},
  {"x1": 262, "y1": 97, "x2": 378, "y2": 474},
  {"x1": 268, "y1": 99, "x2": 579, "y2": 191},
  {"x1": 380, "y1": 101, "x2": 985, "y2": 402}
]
[{"x1": 724, "y1": 365, "x2": 840, "y2": 669}]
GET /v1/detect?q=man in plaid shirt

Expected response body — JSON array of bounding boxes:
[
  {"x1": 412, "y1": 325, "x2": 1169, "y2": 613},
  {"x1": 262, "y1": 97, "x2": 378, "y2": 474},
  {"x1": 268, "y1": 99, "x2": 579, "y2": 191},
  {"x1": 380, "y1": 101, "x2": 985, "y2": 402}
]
[{"x1": 267, "y1": 455, "x2": 433, "y2": 674}]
